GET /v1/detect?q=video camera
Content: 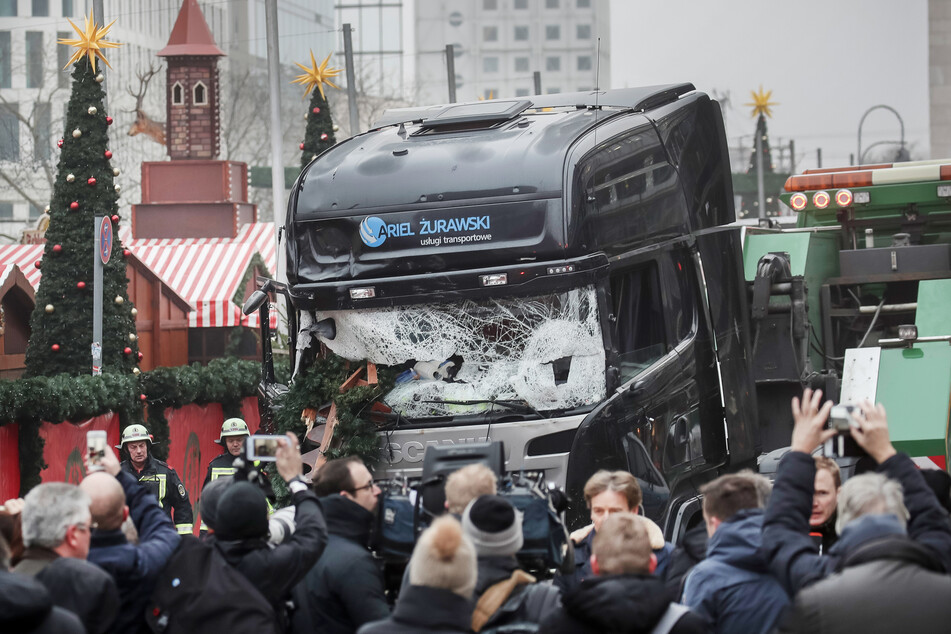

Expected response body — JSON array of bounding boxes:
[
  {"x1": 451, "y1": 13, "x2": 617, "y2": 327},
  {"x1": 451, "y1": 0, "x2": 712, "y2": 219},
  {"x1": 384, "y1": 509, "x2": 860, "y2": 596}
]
[{"x1": 374, "y1": 441, "x2": 572, "y2": 584}]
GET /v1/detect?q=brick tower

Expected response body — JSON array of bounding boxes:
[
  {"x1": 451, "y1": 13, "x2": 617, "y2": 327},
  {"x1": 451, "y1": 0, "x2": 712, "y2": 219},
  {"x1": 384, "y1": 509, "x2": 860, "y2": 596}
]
[{"x1": 132, "y1": 0, "x2": 256, "y2": 240}]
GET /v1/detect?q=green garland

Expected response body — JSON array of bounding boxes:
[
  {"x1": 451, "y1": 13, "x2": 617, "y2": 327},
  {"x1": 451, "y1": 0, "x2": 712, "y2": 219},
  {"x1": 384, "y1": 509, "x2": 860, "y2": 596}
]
[{"x1": 1, "y1": 358, "x2": 260, "y2": 494}]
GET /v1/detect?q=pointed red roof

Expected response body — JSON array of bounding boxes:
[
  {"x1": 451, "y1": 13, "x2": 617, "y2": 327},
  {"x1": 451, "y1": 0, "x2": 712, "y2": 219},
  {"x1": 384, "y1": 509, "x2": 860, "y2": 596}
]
[{"x1": 157, "y1": 0, "x2": 225, "y2": 57}]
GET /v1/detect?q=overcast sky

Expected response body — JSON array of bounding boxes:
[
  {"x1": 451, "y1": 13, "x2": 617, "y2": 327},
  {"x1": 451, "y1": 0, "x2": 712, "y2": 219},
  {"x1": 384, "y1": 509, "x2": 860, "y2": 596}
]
[{"x1": 608, "y1": 0, "x2": 930, "y2": 170}]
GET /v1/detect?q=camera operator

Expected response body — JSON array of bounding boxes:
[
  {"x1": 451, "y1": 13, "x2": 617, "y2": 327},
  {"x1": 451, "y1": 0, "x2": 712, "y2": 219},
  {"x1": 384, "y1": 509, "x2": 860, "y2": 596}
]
[{"x1": 209, "y1": 432, "x2": 327, "y2": 628}]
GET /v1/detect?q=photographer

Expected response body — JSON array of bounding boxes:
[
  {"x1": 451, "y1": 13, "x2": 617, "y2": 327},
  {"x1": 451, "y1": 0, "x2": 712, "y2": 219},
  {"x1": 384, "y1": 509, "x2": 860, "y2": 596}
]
[
  {"x1": 209, "y1": 432, "x2": 327, "y2": 625},
  {"x1": 764, "y1": 389, "x2": 951, "y2": 631}
]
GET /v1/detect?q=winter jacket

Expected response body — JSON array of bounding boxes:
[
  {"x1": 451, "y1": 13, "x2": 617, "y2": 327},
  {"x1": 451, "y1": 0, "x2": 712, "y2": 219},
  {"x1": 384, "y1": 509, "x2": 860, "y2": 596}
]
[
  {"x1": 14, "y1": 546, "x2": 120, "y2": 634},
  {"x1": 809, "y1": 512, "x2": 837, "y2": 554},
  {"x1": 358, "y1": 585, "x2": 472, "y2": 634},
  {"x1": 473, "y1": 555, "x2": 562, "y2": 631},
  {"x1": 122, "y1": 454, "x2": 194, "y2": 534},
  {"x1": 203, "y1": 452, "x2": 240, "y2": 490},
  {"x1": 763, "y1": 451, "x2": 951, "y2": 595},
  {"x1": 0, "y1": 568, "x2": 85, "y2": 634},
  {"x1": 304, "y1": 494, "x2": 391, "y2": 634},
  {"x1": 682, "y1": 509, "x2": 788, "y2": 634},
  {"x1": 539, "y1": 573, "x2": 707, "y2": 634},
  {"x1": 212, "y1": 487, "x2": 327, "y2": 616},
  {"x1": 554, "y1": 517, "x2": 673, "y2": 594},
  {"x1": 664, "y1": 522, "x2": 707, "y2": 600},
  {"x1": 776, "y1": 515, "x2": 951, "y2": 633},
  {"x1": 88, "y1": 469, "x2": 181, "y2": 634}
]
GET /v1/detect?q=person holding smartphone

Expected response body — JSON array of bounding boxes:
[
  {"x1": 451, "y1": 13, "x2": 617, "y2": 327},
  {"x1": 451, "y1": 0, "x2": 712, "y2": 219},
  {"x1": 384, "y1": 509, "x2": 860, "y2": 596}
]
[{"x1": 116, "y1": 425, "x2": 194, "y2": 535}]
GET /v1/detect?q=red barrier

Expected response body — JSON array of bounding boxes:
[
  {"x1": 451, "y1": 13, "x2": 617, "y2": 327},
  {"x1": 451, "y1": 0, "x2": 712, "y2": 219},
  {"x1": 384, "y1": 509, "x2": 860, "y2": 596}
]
[
  {"x1": 38, "y1": 413, "x2": 120, "y2": 485},
  {"x1": 0, "y1": 424, "x2": 19, "y2": 501}
]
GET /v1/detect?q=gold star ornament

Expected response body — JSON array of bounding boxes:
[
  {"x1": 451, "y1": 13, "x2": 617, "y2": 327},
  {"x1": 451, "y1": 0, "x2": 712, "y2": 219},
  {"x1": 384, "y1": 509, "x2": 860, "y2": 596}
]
[
  {"x1": 745, "y1": 86, "x2": 778, "y2": 119},
  {"x1": 292, "y1": 51, "x2": 342, "y2": 100},
  {"x1": 58, "y1": 13, "x2": 121, "y2": 72}
]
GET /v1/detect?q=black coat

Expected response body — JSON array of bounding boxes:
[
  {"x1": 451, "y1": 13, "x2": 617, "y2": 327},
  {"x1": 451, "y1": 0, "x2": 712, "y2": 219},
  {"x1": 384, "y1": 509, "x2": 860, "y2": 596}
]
[
  {"x1": 474, "y1": 555, "x2": 561, "y2": 629},
  {"x1": 213, "y1": 488, "x2": 327, "y2": 611},
  {"x1": 0, "y1": 569, "x2": 84, "y2": 634},
  {"x1": 121, "y1": 455, "x2": 193, "y2": 534},
  {"x1": 762, "y1": 451, "x2": 951, "y2": 595},
  {"x1": 304, "y1": 494, "x2": 391, "y2": 634},
  {"x1": 14, "y1": 547, "x2": 120, "y2": 634},
  {"x1": 538, "y1": 574, "x2": 707, "y2": 634},
  {"x1": 664, "y1": 522, "x2": 707, "y2": 600},
  {"x1": 358, "y1": 585, "x2": 472, "y2": 634},
  {"x1": 203, "y1": 452, "x2": 240, "y2": 490}
]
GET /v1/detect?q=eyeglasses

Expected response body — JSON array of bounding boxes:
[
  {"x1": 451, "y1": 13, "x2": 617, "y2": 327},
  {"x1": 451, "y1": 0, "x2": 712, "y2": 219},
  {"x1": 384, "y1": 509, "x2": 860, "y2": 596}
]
[
  {"x1": 74, "y1": 521, "x2": 99, "y2": 533},
  {"x1": 350, "y1": 481, "x2": 377, "y2": 494}
]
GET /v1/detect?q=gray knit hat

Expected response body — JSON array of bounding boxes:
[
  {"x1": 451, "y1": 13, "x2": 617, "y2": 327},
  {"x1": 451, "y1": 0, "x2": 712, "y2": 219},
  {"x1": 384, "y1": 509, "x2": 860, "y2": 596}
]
[{"x1": 462, "y1": 494, "x2": 523, "y2": 557}]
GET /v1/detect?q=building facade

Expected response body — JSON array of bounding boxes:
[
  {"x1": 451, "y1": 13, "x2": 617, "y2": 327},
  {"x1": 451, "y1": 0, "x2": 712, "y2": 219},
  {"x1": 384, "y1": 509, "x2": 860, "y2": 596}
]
[{"x1": 414, "y1": 0, "x2": 610, "y2": 105}]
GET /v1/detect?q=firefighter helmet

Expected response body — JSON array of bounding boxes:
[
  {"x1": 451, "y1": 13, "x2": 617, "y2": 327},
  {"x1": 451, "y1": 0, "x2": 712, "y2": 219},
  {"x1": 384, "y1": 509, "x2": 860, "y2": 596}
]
[
  {"x1": 216, "y1": 418, "x2": 250, "y2": 444},
  {"x1": 115, "y1": 424, "x2": 153, "y2": 449}
]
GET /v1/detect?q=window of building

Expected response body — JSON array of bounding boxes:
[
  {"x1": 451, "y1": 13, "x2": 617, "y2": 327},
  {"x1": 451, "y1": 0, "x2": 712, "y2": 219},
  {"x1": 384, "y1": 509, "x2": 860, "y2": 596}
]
[
  {"x1": 448, "y1": 11, "x2": 463, "y2": 27},
  {"x1": 26, "y1": 32, "x2": 43, "y2": 88},
  {"x1": 577, "y1": 0, "x2": 591, "y2": 7},
  {"x1": 57, "y1": 32, "x2": 70, "y2": 87},
  {"x1": 546, "y1": 25, "x2": 560, "y2": 40},
  {"x1": 0, "y1": 104, "x2": 18, "y2": 161},
  {"x1": 0, "y1": 202, "x2": 12, "y2": 219},
  {"x1": 546, "y1": 56, "x2": 560, "y2": 72},
  {"x1": 172, "y1": 82, "x2": 185, "y2": 105},
  {"x1": 514, "y1": 57, "x2": 529, "y2": 72},
  {"x1": 483, "y1": 57, "x2": 499, "y2": 73},
  {"x1": 61, "y1": 0, "x2": 72, "y2": 17},
  {"x1": 33, "y1": 102, "x2": 51, "y2": 161},
  {"x1": 514, "y1": 0, "x2": 528, "y2": 8},
  {"x1": 193, "y1": 81, "x2": 208, "y2": 106},
  {"x1": 0, "y1": 32, "x2": 10, "y2": 89},
  {"x1": 577, "y1": 55, "x2": 592, "y2": 71},
  {"x1": 577, "y1": 24, "x2": 591, "y2": 39},
  {"x1": 455, "y1": 74, "x2": 464, "y2": 90},
  {"x1": 515, "y1": 88, "x2": 530, "y2": 97},
  {"x1": 32, "y1": 0, "x2": 48, "y2": 16},
  {"x1": 28, "y1": 203, "x2": 42, "y2": 219},
  {"x1": 483, "y1": 0, "x2": 497, "y2": 9},
  {"x1": 546, "y1": 0, "x2": 559, "y2": 7},
  {"x1": 483, "y1": 26, "x2": 498, "y2": 42},
  {"x1": 514, "y1": 25, "x2": 529, "y2": 41},
  {"x1": 0, "y1": 1, "x2": 16, "y2": 17}
]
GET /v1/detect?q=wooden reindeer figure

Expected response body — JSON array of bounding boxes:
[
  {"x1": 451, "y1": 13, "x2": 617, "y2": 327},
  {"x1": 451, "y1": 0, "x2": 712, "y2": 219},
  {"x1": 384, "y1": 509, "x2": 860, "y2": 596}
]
[{"x1": 127, "y1": 65, "x2": 166, "y2": 146}]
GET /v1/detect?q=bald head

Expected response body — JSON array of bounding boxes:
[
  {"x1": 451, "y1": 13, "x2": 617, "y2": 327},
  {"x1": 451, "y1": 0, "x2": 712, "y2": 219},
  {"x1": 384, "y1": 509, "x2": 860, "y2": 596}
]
[{"x1": 80, "y1": 472, "x2": 127, "y2": 531}]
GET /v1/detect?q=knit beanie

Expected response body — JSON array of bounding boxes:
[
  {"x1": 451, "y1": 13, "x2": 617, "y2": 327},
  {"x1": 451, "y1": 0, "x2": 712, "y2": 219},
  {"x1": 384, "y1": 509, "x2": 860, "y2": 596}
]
[
  {"x1": 462, "y1": 494, "x2": 524, "y2": 557},
  {"x1": 214, "y1": 481, "x2": 269, "y2": 541},
  {"x1": 409, "y1": 515, "x2": 478, "y2": 598},
  {"x1": 199, "y1": 476, "x2": 233, "y2": 532}
]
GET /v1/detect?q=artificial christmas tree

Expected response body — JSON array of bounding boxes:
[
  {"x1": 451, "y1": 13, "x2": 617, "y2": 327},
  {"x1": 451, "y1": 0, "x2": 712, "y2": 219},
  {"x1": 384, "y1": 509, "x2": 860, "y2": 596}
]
[
  {"x1": 741, "y1": 86, "x2": 781, "y2": 217},
  {"x1": 293, "y1": 51, "x2": 342, "y2": 169},
  {"x1": 24, "y1": 15, "x2": 139, "y2": 378}
]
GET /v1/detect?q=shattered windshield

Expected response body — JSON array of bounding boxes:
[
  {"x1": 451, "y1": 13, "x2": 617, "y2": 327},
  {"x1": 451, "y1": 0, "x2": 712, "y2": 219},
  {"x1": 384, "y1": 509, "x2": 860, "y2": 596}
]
[{"x1": 308, "y1": 286, "x2": 606, "y2": 418}]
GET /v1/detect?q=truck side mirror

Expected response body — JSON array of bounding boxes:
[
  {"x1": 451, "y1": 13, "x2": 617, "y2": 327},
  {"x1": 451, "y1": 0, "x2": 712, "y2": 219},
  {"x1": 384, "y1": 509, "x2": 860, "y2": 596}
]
[{"x1": 243, "y1": 290, "x2": 269, "y2": 315}]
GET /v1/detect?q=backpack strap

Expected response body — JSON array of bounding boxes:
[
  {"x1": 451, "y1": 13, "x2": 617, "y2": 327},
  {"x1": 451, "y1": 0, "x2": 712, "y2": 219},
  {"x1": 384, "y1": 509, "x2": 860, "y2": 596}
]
[
  {"x1": 472, "y1": 569, "x2": 536, "y2": 632},
  {"x1": 650, "y1": 603, "x2": 691, "y2": 634}
]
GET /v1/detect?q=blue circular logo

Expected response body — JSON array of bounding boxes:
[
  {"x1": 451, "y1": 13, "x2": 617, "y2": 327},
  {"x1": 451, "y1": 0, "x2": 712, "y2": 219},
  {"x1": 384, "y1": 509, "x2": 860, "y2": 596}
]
[{"x1": 359, "y1": 216, "x2": 387, "y2": 247}]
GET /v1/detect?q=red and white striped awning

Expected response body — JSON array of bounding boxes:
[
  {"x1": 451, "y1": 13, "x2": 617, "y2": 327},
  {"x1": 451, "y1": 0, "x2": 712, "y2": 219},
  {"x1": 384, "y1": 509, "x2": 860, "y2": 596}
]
[{"x1": 0, "y1": 245, "x2": 45, "y2": 289}]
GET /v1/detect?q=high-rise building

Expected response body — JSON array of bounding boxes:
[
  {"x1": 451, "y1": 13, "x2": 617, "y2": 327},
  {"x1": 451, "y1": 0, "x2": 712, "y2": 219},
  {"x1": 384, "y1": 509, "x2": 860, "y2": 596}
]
[
  {"x1": 930, "y1": 0, "x2": 951, "y2": 159},
  {"x1": 335, "y1": 1, "x2": 405, "y2": 100},
  {"x1": 414, "y1": 0, "x2": 609, "y2": 106}
]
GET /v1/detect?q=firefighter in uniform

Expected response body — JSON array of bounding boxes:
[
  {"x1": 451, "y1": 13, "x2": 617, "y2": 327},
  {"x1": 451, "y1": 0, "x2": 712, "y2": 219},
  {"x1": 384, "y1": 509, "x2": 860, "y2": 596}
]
[
  {"x1": 117, "y1": 424, "x2": 194, "y2": 535},
  {"x1": 202, "y1": 417, "x2": 250, "y2": 490}
]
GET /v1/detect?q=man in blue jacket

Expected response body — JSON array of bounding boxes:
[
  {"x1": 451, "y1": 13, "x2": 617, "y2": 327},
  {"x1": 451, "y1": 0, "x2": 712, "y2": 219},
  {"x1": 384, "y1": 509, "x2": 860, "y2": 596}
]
[
  {"x1": 81, "y1": 443, "x2": 180, "y2": 634},
  {"x1": 682, "y1": 473, "x2": 789, "y2": 633}
]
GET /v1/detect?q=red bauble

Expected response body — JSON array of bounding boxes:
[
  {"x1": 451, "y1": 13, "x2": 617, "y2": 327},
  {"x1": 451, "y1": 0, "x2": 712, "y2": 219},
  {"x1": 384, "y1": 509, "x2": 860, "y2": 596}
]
[
  {"x1": 104, "y1": 150, "x2": 113, "y2": 159},
  {"x1": 34, "y1": 260, "x2": 41, "y2": 269},
  {"x1": 299, "y1": 142, "x2": 305, "y2": 150},
  {"x1": 52, "y1": 244, "x2": 62, "y2": 253},
  {"x1": 124, "y1": 347, "x2": 132, "y2": 355},
  {"x1": 106, "y1": 116, "x2": 113, "y2": 125},
  {"x1": 313, "y1": 107, "x2": 320, "y2": 114},
  {"x1": 87, "y1": 177, "x2": 97, "y2": 186},
  {"x1": 137, "y1": 352, "x2": 144, "y2": 360},
  {"x1": 320, "y1": 133, "x2": 328, "y2": 141},
  {"x1": 123, "y1": 249, "x2": 131, "y2": 258},
  {"x1": 77, "y1": 281, "x2": 86, "y2": 289},
  {"x1": 51, "y1": 344, "x2": 60, "y2": 352},
  {"x1": 139, "y1": 394, "x2": 147, "y2": 402},
  {"x1": 111, "y1": 214, "x2": 119, "y2": 223},
  {"x1": 70, "y1": 201, "x2": 79, "y2": 210},
  {"x1": 57, "y1": 139, "x2": 64, "y2": 148}
]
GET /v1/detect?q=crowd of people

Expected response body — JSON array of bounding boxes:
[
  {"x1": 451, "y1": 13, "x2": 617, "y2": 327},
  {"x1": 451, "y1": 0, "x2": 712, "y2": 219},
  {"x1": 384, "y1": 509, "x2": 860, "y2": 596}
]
[{"x1": 2, "y1": 389, "x2": 951, "y2": 633}]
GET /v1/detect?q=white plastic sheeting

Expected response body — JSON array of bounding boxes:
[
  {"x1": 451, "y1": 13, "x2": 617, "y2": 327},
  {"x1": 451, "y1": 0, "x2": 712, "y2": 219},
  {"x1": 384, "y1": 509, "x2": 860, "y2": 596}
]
[{"x1": 309, "y1": 286, "x2": 606, "y2": 416}]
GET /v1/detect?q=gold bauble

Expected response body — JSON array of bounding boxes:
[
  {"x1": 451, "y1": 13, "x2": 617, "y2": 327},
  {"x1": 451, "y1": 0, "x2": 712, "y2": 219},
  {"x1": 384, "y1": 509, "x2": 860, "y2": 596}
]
[
  {"x1": 128, "y1": 333, "x2": 137, "y2": 342},
  {"x1": 115, "y1": 296, "x2": 124, "y2": 304},
  {"x1": 114, "y1": 184, "x2": 121, "y2": 193},
  {"x1": 45, "y1": 304, "x2": 54, "y2": 313},
  {"x1": 72, "y1": 128, "x2": 82, "y2": 138},
  {"x1": 130, "y1": 307, "x2": 138, "y2": 317},
  {"x1": 113, "y1": 168, "x2": 120, "y2": 176},
  {"x1": 66, "y1": 173, "x2": 75, "y2": 182},
  {"x1": 43, "y1": 205, "x2": 50, "y2": 213},
  {"x1": 95, "y1": 73, "x2": 104, "y2": 83},
  {"x1": 132, "y1": 367, "x2": 141, "y2": 375},
  {"x1": 332, "y1": 125, "x2": 339, "y2": 132},
  {"x1": 87, "y1": 106, "x2": 97, "y2": 115}
]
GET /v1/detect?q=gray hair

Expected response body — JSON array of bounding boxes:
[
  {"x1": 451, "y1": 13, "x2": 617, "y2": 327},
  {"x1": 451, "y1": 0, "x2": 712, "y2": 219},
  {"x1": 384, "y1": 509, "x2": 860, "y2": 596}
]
[
  {"x1": 836, "y1": 472, "x2": 908, "y2": 535},
  {"x1": 22, "y1": 483, "x2": 91, "y2": 549}
]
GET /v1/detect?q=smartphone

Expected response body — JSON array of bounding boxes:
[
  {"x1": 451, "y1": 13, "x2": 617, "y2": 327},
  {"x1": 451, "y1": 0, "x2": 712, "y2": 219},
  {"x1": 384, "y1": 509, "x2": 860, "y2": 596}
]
[
  {"x1": 828, "y1": 405, "x2": 856, "y2": 432},
  {"x1": 87, "y1": 430, "x2": 108, "y2": 472},
  {"x1": 246, "y1": 435, "x2": 285, "y2": 462}
]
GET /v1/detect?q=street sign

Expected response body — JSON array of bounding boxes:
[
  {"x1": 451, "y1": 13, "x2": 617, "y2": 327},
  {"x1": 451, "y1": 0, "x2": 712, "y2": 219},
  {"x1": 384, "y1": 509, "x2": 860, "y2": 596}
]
[{"x1": 99, "y1": 216, "x2": 112, "y2": 264}]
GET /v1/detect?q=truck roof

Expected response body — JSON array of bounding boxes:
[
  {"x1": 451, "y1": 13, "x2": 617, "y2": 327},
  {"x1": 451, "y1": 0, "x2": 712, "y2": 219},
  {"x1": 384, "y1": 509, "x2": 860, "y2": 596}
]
[{"x1": 294, "y1": 85, "x2": 695, "y2": 217}]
